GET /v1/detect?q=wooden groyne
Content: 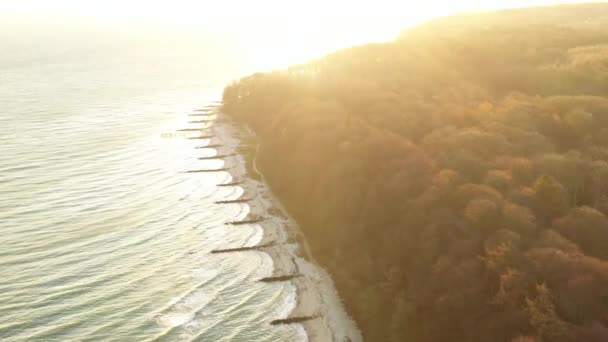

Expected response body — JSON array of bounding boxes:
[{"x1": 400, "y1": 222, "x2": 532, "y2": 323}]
[
  {"x1": 226, "y1": 217, "x2": 266, "y2": 225},
  {"x1": 188, "y1": 135, "x2": 214, "y2": 140},
  {"x1": 177, "y1": 128, "x2": 206, "y2": 132},
  {"x1": 189, "y1": 112, "x2": 215, "y2": 116},
  {"x1": 210, "y1": 242, "x2": 276, "y2": 254},
  {"x1": 217, "y1": 180, "x2": 244, "y2": 187},
  {"x1": 259, "y1": 274, "x2": 301, "y2": 283},
  {"x1": 198, "y1": 154, "x2": 236, "y2": 160},
  {"x1": 186, "y1": 168, "x2": 229, "y2": 173},
  {"x1": 195, "y1": 144, "x2": 222, "y2": 149},
  {"x1": 188, "y1": 114, "x2": 215, "y2": 118},
  {"x1": 188, "y1": 118, "x2": 216, "y2": 123},
  {"x1": 193, "y1": 108, "x2": 214, "y2": 113},
  {"x1": 270, "y1": 315, "x2": 319, "y2": 326},
  {"x1": 214, "y1": 197, "x2": 253, "y2": 204}
]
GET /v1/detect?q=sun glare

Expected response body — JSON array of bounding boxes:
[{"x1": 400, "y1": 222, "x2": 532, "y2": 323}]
[{"x1": 0, "y1": 0, "x2": 600, "y2": 69}]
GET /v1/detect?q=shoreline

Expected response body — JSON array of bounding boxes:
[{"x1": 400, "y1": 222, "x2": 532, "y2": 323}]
[{"x1": 207, "y1": 108, "x2": 362, "y2": 342}]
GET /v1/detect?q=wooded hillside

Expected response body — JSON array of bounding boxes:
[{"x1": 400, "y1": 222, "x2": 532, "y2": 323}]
[{"x1": 223, "y1": 4, "x2": 608, "y2": 341}]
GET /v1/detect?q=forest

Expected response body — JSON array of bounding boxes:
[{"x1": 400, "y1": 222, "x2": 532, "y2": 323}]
[{"x1": 222, "y1": 4, "x2": 608, "y2": 341}]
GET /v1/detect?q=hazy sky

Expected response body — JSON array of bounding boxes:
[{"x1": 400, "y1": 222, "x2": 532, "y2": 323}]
[{"x1": 1, "y1": 0, "x2": 604, "y2": 69}]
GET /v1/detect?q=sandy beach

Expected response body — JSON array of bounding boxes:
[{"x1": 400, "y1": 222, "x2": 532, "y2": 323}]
[{"x1": 204, "y1": 109, "x2": 363, "y2": 342}]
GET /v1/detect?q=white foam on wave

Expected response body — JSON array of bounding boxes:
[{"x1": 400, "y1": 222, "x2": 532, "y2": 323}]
[
  {"x1": 191, "y1": 269, "x2": 219, "y2": 283},
  {"x1": 156, "y1": 312, "x2": 195, "y2": 328},
  {"x1": 219, "y1": 184, "x2": 244, "y2": 201},
  {"x1": 293, "y1": 324, "x2": 309, "y2": 342},
  {"x1": 272, "y1": 283, "x2": 308, "y2": 342},
  {"x1": 155, "y1": 279, "x2": 217, "y2": 329},
  {"x1": 241, "y1": 224, "x2": 264, "y2": 248},
  {"x1": 156, "y1": 290, "x2": 214, "y2": 328},
  {"x1": 237, "y1": 201, "x2": 250, "y2": 220},
  {"x1": 275, "y1": 282, "x2": 298, "y2": 318},
  {"x1": 256, "y1": 251, "x2": 275, "y2": 279}
]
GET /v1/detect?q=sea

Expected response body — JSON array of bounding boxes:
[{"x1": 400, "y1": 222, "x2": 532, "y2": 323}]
[{"x1": 0, "y1": 30, "x2": 306, "y2": 341}]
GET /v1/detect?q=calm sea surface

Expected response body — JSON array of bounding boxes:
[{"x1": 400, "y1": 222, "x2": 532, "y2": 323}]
[{"x1": 0, "y1": 36, "x2": 304, "y2": 341}]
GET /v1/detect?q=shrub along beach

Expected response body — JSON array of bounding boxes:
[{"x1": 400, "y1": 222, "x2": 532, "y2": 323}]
[{"x1": 222, "y1": 4, "x2": 608, "y2": 342}]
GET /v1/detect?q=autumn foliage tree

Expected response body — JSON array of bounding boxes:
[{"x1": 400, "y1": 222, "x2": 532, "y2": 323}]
[{"x1": 222, "y1": 4, "x2": 608, "y2": 342}]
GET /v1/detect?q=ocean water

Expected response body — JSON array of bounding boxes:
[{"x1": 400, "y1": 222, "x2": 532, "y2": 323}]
[{"x1": 0, "y1": 37, "x2": 305, "y2": 341}]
